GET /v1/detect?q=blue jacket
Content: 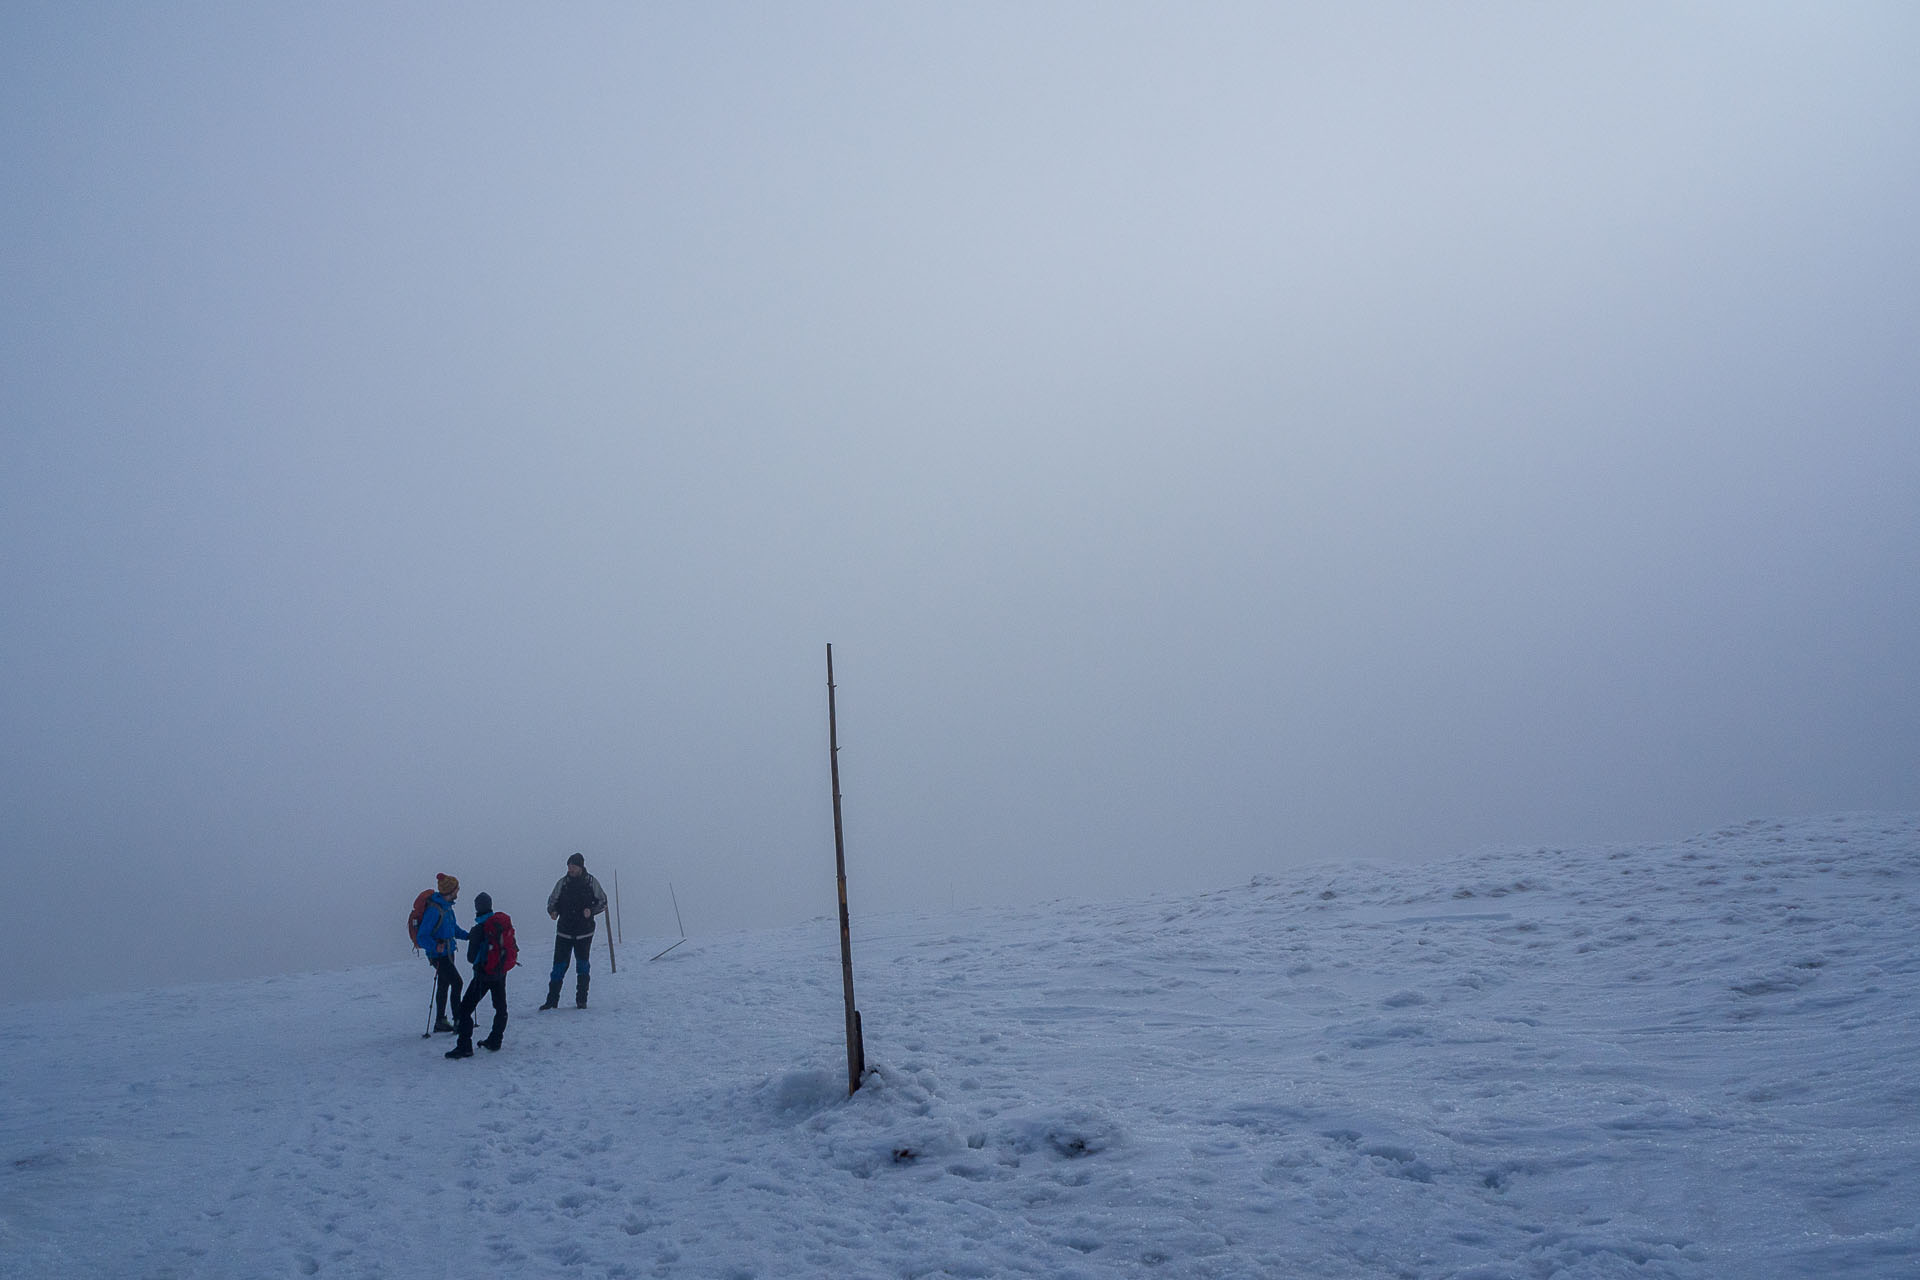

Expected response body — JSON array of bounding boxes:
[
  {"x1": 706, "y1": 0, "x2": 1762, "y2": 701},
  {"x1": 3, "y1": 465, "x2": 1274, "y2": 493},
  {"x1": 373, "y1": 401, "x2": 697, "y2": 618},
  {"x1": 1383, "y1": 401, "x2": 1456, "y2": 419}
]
[{"x1": 416, "y1": 894, "x2": 468, "y2": 957}]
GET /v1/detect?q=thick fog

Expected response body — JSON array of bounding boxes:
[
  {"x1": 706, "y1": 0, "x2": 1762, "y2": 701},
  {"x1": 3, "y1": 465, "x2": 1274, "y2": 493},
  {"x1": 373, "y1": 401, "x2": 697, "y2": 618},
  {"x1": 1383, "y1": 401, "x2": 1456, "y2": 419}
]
[{"x1": 4, "y1": 4, "x2": 1917, "y2": 1002}]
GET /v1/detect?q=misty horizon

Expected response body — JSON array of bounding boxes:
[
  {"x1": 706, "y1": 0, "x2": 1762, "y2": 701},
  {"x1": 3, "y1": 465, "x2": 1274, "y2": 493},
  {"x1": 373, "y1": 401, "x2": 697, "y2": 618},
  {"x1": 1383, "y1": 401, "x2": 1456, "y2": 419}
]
[{"x1": 4, "y1": 3, "x2": 1917, "y2": 1002}]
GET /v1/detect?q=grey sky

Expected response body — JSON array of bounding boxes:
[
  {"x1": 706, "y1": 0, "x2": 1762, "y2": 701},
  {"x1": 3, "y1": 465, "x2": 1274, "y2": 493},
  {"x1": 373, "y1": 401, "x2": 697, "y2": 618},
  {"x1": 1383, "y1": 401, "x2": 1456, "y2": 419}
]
[{"x1": 4, "y1": 3, "x2": 1917, "y2": 1000}]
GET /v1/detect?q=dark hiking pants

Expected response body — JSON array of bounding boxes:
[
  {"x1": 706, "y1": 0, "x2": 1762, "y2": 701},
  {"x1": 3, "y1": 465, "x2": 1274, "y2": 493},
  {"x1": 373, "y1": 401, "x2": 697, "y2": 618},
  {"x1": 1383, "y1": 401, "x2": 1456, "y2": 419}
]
[
  {"x1": 430, "y1": 954, "x2": 463, "y2": 1020},
  {"x1": 456, "y1": 973, "x2": 507, "y2": 1046},
  {"x1": 549, "y1": 933, "x2": 592, "y2": 984}
]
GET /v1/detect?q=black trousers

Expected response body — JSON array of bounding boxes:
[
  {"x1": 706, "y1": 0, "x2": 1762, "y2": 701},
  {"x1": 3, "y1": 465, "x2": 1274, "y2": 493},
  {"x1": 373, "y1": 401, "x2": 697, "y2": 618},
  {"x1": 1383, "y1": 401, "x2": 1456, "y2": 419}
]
[
  {"x1": 430, "y1": 954, "x2": 463, "y2": 1019},
  {"x1": 549, "y1": 933, "x2": 592, "y2": 983},
  {"x1": 455, "y1": 972, "x2": 507, "y2": 1046}
]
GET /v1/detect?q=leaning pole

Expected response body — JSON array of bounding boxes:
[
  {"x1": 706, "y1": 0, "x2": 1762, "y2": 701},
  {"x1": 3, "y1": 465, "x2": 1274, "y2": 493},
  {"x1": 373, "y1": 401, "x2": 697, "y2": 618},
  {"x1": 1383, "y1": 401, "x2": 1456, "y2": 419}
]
[{"x1": 826, "y1": 643, "x2": 866, "y2": 1095}]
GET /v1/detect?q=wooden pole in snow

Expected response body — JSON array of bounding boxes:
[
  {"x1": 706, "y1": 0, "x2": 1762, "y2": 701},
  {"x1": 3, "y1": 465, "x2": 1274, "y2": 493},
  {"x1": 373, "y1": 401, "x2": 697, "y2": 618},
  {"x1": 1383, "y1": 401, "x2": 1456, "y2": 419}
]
[{"x1": 827, "y1": 644, "x2": 866, "y2": 1095}]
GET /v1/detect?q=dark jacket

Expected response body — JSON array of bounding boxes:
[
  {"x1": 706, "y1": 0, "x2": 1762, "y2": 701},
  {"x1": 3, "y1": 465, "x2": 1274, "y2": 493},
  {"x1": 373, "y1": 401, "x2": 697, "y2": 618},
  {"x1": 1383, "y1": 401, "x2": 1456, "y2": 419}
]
[{"x1": 547, "y1": 872, "x2": 607, "y2": 938}]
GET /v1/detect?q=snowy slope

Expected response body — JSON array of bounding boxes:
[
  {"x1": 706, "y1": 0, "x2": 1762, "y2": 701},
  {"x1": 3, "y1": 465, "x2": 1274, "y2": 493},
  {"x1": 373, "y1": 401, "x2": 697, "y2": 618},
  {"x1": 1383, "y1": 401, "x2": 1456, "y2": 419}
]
[{"x1": 4, "y1": 814, "x2": 1917, "y2": 1279}]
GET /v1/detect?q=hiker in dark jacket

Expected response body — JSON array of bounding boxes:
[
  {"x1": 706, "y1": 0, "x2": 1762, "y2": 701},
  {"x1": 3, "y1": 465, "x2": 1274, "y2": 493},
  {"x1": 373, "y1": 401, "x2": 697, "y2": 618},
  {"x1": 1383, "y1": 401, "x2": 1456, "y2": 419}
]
[
  {"x1": 446, "y1": 892, "x2": 514, "y2": 1059},
  {"x1": 540, "y1": 852, "x2": 608, "y2": 1010},
  {"x1": 415, "y1": 873, "x2": 469, "y2": 1033}
]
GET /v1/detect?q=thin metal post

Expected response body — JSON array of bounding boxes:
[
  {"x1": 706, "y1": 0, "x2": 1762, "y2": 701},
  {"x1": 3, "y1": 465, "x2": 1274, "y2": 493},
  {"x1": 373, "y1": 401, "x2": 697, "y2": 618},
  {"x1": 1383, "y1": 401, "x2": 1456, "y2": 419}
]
[
  {"x1": 827, "y1": 644, "x2": 865, "y2": 1094},
  {"x1": 650, "y1": 882, "x2": 689, "y2": 962}
]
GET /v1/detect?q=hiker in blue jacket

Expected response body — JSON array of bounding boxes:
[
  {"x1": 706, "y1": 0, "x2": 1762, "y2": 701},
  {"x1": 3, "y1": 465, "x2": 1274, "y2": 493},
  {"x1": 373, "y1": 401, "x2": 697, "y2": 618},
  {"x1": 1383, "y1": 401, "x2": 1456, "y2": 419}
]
[{"x1": 416, "y1": 873, "x2": 469, "y2": 1033}]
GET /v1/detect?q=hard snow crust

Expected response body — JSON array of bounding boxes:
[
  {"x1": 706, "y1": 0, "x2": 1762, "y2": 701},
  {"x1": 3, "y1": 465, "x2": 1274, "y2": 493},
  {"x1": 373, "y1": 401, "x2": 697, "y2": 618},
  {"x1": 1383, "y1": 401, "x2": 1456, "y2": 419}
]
[{"x1": 4, "y1": 814, "x2": 1916, "y2": 1277}]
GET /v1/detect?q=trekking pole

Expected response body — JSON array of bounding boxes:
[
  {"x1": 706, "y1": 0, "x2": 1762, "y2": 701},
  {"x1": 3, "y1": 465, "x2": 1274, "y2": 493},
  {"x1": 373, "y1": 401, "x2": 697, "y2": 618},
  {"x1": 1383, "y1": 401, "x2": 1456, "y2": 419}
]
[
  {"x1": 423, "y1": 966, "x2": 436, "y2": 1039},
  {"x1": 605, "y1": 916, "x2": 617, "y2": 974}
]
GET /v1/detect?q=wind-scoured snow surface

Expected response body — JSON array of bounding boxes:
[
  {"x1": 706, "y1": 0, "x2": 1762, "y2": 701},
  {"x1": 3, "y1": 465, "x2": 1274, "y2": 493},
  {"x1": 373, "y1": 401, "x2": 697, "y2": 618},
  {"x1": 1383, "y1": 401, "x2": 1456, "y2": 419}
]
[{"x1": 5, "y1": 815, "x2": 1917, "y2": 1278}]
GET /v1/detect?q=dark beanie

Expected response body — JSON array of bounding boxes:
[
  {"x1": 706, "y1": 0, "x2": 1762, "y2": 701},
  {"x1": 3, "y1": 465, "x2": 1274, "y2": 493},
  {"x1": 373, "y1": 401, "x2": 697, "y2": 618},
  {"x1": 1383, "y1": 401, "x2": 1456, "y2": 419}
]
[
  {"x1": 473, "y1": 892, "x2": 492, "y2": 915},
  {"x1": 568, "y1": 852, "x2": 586, "y2": 868}
]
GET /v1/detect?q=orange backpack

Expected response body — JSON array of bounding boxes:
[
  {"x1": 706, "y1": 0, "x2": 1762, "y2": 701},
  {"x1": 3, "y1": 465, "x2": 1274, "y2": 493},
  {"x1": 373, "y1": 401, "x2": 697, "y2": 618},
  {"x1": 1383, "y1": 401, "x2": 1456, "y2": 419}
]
[{"x1": 407, "y1": 889, "x2": 435, "y2": 947}]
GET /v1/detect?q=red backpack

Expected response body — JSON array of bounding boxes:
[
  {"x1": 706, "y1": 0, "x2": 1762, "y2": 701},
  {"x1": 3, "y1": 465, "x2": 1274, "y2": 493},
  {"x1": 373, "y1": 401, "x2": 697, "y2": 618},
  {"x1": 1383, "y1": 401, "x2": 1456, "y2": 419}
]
[
  {"x1": 407, "y1": 889, "x2": 435, "y2": 947},
  {"x1": 480, "y1": 912, "x2": 519, "y2": 977}
]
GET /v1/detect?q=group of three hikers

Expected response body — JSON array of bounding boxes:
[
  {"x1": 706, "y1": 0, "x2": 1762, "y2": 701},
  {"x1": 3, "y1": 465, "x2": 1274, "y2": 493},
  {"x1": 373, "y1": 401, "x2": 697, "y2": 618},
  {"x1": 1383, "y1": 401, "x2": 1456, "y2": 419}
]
[{"x1": 413, "y1": 852, "x2": 610, "y2": 1060}]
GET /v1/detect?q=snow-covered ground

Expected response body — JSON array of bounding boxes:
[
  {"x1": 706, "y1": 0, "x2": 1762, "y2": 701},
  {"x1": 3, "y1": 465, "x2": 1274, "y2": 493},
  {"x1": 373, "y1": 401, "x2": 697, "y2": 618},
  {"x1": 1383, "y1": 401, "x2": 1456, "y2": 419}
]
[{"x1": 4, "y1": 813, "x2": 1917, "y2": 1278}]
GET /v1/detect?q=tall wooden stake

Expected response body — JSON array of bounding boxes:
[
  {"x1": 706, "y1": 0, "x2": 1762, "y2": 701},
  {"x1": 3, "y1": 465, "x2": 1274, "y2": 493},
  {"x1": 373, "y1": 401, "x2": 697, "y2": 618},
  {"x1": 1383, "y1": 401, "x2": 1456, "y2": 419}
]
[{"x1": 827, "y1": 643, "x2": 866, "y2": 1095}]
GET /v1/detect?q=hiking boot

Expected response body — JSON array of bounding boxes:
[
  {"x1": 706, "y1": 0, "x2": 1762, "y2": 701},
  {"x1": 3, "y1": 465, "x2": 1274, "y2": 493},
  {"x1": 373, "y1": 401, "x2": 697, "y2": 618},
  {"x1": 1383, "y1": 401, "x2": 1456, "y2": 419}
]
[
  {"x1": 539, "y1": 982, "x2": 561, "y2": 1010},
  {"x1": 434, "y1": 1016, "x2": 457, "y2": 1033},
  {"x1": 444, "y1": 1042, "x2": 473, "y2": 1060},
  {"x1": 576, "y1": 975, "x2": 589, "y2": 1009},
  {"x1": 479, "y1": 1036, "x2": 502, "y2": 1052}
]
